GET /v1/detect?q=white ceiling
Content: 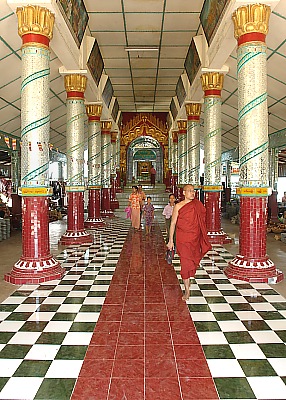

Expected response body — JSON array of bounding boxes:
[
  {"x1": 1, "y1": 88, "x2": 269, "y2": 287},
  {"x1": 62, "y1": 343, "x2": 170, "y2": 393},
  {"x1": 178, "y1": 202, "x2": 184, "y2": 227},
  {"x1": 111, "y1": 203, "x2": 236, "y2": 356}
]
[{"x1": 0, "y1": 0, "x2": 286, "y2": 155}]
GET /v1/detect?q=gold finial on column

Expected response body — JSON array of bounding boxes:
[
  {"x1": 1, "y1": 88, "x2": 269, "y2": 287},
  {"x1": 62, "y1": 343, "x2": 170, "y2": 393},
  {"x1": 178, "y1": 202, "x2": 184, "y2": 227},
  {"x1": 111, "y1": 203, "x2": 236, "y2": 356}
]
[
  {"x1": 177, "y1": 120, "x2": 187, "y2": 131},
  {"x1": 86, "y1": 104, "x2": 102, "y2": 119},
  {"x1": 232, "y1": 4, "x2": 271, "y2": 40},
  {"x1": 64, "y1": 74, "x2": 87, "y2": 93},
  {"x1": 201, "y1": 72, "x2": 224, "y2": 92},
  {"x1": 101, "y1": 121, "x2": 112, "y2": 132},
  {"x1": 185, "y1": 103, "x2": 202, "y2": 118},
  {"x1": 17, "y1": 5, "x2": 54, "y2": 40}
]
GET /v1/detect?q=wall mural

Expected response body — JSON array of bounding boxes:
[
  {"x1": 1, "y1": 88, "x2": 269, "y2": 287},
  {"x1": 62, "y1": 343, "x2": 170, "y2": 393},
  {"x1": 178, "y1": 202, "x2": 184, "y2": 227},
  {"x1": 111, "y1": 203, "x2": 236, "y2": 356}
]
[
  {"x1": 184, "y1": 38, "x2": 201, "y2": 87},
  {"x1": 200, "y1": 0, "x2": 230, "y2": 45},
  {"x1": 57, "y1": 0, "x2": 88, "y2": 47},
  {"x1": 87, "y1": 39, "x2": 104, "y2": 86},
  {"x1": 120, "y1": 114, "x2": 169, "y2": 182}
]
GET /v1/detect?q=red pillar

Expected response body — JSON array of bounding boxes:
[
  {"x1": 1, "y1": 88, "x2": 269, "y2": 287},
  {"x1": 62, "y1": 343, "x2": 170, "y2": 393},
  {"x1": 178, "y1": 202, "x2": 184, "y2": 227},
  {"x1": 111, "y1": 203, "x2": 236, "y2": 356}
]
[
  {"x1": 85, "y1": 188, "x2": 105, "y2": 228},
  {"x1": 204, "y1": 191, "x2": 231, "y2": 244},
  {"x1": 5, "y1": 197, "x2": 64, "y2": 284},
  {"x1": 101, "y1": 188, "x2": 114, "y2": 217},
  {"x1": 60, "y1": 192, "x2": 93, "y2": 245},
  {"x1": 110, "y1": 175, "x2": 119, "y2": 210},
  {"x1": 225, "y1": 197, "x2": 283, "y2": 283}
]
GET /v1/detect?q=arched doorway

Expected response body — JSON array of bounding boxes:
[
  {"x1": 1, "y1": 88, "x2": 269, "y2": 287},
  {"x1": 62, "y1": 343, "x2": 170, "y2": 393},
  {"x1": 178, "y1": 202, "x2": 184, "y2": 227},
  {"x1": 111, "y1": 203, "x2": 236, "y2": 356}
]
[
  {"x1": 120, "y1": 113, "x2": 169, "y2": 185},
  {"x1": 127, "y1": 136, "x2": 163, "y2": 183}
]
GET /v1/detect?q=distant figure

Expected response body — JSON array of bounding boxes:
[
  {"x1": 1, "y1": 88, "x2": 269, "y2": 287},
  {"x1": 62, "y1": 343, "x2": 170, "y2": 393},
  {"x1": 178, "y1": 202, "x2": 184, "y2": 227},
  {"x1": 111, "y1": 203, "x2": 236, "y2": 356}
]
[
  {"x1": 150, "y1": 165, "x2": 156, "y2": 188},
  {"x1": 143, "y1": 196, "x2": 154, "y2": 235},
  {"x1": 167, "y1": 184, "x2": 211, "y2": 301},
  {"x1": 138, "y1": 185, "x2": 146, "y2": 219},
  {"x1": 282, "y1": 192, "x2": 286, "y2": 202},
  {"x1": 162, "y1": 193, "x2": 176, "y2": 244}
]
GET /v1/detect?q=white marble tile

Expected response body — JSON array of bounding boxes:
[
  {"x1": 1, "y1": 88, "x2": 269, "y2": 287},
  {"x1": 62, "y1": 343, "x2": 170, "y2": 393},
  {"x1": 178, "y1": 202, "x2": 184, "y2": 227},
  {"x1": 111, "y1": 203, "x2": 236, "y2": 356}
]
[
  {"x1": 197, "y1": 331, "x2": 228, "y2": 345},
  {"x1": 43, "y1": 321, "x2": 73, "y2": 332},
  {"x1": 8, "y1": 332, "x2": 41, "y2": 345},
  {"x1": 0, "y1": 359, "x2": 22, "y2": 377},
  {"x1": 0, "y1": 377, "x2": 43, "y2": 399},
  {"x1": 25, "y1": 344, "x2": 61, "y2": 360},
  {"x1": 218, "y1": 320, "x2": 247, "y2": 332},
  {"x1": 249, "y1": 330, "x2": 283, "y2": 344},
  {"x1": 62, "y1": 332, "x2": 93, "y2": 345},
  {"x1": 230, "y1": 343, "x2": 266, "y2": 359},
  {"x1": 207, "y1": 359, "x2": 245, "y2": 377},
  {"x1": 45, "y1": 360, "x2": 83, "y2": 378},
  {"x1": 247, "y1": 377, "x2": 286, "y2": 399}
]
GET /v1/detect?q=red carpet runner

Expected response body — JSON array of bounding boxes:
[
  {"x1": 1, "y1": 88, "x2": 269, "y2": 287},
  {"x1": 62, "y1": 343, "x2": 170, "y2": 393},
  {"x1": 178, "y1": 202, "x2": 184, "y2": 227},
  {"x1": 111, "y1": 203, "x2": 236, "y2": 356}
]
[{"x1": 72, "y1": 224, "x2": 218, "y2": 400}]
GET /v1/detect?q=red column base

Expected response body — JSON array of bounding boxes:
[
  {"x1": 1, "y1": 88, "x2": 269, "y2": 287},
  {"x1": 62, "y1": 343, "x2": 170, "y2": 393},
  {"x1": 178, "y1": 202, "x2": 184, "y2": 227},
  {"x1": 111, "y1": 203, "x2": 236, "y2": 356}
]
[
  {"x1": 207, "y1": 230, "x2": 232, "y2": 245},
  {"x1": 4, "y1": 255, "x2": 65, "y2": 285},
  {"x1": 110, "y1": 200, "x2": 119, "y2": 210},
  {"x1": 59, "y1": 230, "x2": 93, "y2": 246},
  {"x1": 224, "y1": 254, "x2": 284, "y2": 283},
  {"x1": 84, "y1": 218, "x2": 106, "y2": 229}
]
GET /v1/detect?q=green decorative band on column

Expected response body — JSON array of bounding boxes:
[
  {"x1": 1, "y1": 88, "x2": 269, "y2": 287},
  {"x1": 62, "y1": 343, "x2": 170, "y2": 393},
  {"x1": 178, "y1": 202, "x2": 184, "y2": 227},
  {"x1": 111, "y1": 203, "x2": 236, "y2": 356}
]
[
  {"x1": 178, "y1": 150, "x2": 187, "y2": 159},
  {"x1": 240, "y1": 141, "x2": 268, "y2": 167},
  {"x1": 21, "y1": 69, "x2": 50, "y2": 92},
  {"x1": 66, "y1": 140, "x2": 85, "y2": 155},
  {"x1": 204, "y1": 97, "x2": 221, "y2": 112},
  {"x1": 188, "y1": 143, "x2": 200, "y2": 153},
  {"x1": 69, "y1": 171, "x2": 84, "y2": 185},
  {"x1": 205, "y1": 158, "x2": 221, "y2": 170},
  {"x1": 89, "y1": 152, "x2": 100, "y2": 162},
  {"x1": 238, "y1": 92, "x2": 267, "y2": 121},
  {"x1": 66, "y1": 112, "x2": 86, "y2": 127},
  {"x1": 21, "y1": 115, "x2": 50, "y2": 138},
  {"x1": 89, "y1": 129, "x2": 100, "y2": 142},
  {"x1": 101, "y1": 142, "x2": 110, "y2": 151},
  {"x1": 205, "y1": 128, "x2": 220, "y2": 141},
  {"x1": 88, "y1": 176, "x2": 101, "y2": 186},
  {"x1": 189, "y1": 165, "x2": 200, "y2": 174},
  {"x1": 102, "y1": 159, "x2": 111, "y2": 168},
  {"x1": 22, "y1": 162, "x2": 49, "y2": 183},
  {"x1": 237, "y1": 51, "x2": 264, "y2": 74},
  {"x1": 178, "y1": 169, "x2": 188, "y2": 179}
]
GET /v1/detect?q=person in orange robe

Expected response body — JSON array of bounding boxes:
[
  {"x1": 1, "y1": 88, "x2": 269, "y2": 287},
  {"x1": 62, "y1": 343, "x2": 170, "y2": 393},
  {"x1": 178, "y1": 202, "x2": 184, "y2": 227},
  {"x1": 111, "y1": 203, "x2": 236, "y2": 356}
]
[
  {"x1": 167, "y1": 184, "x2": 211, "y2": 301},
  {"x1": 128, "y1": 186, "x2": 141, "y2": 230}
]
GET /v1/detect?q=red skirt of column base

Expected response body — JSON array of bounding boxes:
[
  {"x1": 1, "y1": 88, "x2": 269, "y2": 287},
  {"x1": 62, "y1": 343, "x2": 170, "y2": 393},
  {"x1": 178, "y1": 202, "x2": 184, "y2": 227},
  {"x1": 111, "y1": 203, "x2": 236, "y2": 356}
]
[
  {"x1": 101, "y1": 188, "x2": 114, "y2": 218},
  {"x1": 205, "y1": 191, "x2": 232, "y2": 244},
  {"x1": 60, "y1": 192, "x2": 93, "y2": 245},
  {"x1": 85, "y1": 189, "x2": 105, "y2": 228},
  {"x1": 4, "y1": 196, "x2": 64, "y2": 284},
  {"x1": 224, "y1": 196, "x2": 283, "y2": 283}
]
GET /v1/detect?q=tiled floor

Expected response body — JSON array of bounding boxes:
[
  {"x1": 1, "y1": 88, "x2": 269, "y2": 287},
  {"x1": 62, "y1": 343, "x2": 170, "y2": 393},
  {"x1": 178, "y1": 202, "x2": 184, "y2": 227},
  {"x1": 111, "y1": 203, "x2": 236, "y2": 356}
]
[{"x1": 0, "y1": 216, "x2": 286, "y2": 399}]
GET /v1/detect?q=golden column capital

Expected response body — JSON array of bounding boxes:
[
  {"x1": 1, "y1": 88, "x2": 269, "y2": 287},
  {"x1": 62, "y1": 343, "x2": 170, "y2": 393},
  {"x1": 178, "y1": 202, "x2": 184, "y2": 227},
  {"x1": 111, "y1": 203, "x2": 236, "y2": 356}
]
[
  {"x1": 17, "y1": 5, "x2": 54, "y2": 41},
  {"x1": 64, "y1": 74, "x2": 87, "y2": 94},
  {"x1": 232, "y1": 4, "x2": 271, "y2": 41},
  {"x1": 201, "y1": 72, "x2": 224, "y2": 93},
  {"x1": 111, "y1": 131, "x2": 118, "y2": 143},
  {"x1": 185, "y1": 103, "x2": 202, "y2": 120},
  {"x1": 172, "y1": 131, "x2": 178, "y2": 143},
  {"x1": 101, "y1": 121, "x2": 112, "y2": 133},
  {"x1": 177, "y1": 120, "x2": 188, "y2": 132},
  {"x1": 86, "y1": 104, "x2": 102, "y2": 120}
]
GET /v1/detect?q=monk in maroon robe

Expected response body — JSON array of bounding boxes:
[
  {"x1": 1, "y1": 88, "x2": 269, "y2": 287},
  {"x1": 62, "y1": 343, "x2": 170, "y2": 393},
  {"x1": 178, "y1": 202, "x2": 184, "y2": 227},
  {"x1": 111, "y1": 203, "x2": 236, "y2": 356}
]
[{"x1": 167, "y1": 184, "x2": 211, "y2": 301}]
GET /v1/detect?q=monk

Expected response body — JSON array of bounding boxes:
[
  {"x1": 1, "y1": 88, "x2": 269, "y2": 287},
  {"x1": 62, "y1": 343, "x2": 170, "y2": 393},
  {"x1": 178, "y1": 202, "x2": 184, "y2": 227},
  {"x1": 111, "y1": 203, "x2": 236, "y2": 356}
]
[{"x1": 167, "y1": 184, "x2": 211, "y2": 301}]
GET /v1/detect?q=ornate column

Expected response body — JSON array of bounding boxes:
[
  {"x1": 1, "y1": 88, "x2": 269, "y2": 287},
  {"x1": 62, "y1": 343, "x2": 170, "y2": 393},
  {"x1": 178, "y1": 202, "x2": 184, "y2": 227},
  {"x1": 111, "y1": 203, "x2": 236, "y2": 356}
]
[
  {"x1": 101, "y1": 121, "x2": 114, "y2": 217},
  {"x1": 60, "y1": 74, "x2": 92, "y2": 245},
  {"x1": 225, "y1": 4, "x2": 283, "y2": 283},
  {"x1": 171, "y1": 130, "x2": 178, "y2": 198},
  {"x1": 201, "y1": 72, "x2": 231, "y2": 244},
  {"x1": 177, "y1": 120, "x2": 188, "y2": 200},
  {"x1": 186, "y1": 103, "x2": 201, "y2": 198},
  {"x1": 84, "y1": 104, "x2": 105, "y2": 228},
  {"x1": 11, "y1": 150, "x2": 20, "y2": 194},
  {"x1": 110, "y1": 131, "x2": 119, "y2": 210},
  {"x1": 5, "y1": 5, "x2": 64, "y2": 284},
  {"x1": 115, "y1": 130, "x2": 122, "y2": 192}
]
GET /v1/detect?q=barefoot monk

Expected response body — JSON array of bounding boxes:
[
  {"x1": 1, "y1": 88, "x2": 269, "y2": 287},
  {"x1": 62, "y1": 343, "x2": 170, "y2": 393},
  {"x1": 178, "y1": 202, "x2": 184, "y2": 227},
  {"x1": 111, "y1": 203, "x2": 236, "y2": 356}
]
[{"x1": 167, "y1": 184, "x2": 211, "y2": 301}]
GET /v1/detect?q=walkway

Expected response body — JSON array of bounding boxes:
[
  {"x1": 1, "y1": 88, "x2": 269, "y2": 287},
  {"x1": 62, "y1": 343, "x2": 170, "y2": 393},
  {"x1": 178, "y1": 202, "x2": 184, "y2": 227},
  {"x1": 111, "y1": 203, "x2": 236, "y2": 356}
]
[{"x1": 0, "y1": 217, "x2": 286, "y2": 399}]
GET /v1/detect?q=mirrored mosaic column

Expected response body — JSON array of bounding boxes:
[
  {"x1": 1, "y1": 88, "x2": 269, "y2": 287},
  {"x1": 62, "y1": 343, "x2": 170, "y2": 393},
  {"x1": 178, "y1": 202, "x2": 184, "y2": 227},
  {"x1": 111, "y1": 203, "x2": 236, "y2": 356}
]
[
  {"x1": 101, "y1": 121, "x2": 114, "y2": 217},
  {"x1": 60, "y1": 74, "x2": 92, "y2": 245},
  {"x1": 84, "y1": 103, "x2": 105, "y2": 228},
  {"x1": 201, "y1": 72, "x2": 231, "y2": 244},
  {"x1": 5, "y1": 5, "x2": 64, "y2": 284},
  {"x1": 225, "y1": 4, "x2": 283, "y2": 283},
  {"x1": 170, "y1": 130, "x2": 178, "y2": 198},
  {"x1": 177, "y1": 120, "x2": 188, "y2": 200},
  {"x1": 186, "y1": 103, "x2": 201, "y2": 199},
  {"x1": 110, "y1": 131, "x2": 119, "y2": 210},
  {"x1": 115, "y1": 130, "x2": 122, "y2": 192},
  {"x1": 165, "y1": 130, "x2": 173, "y2": 193}
]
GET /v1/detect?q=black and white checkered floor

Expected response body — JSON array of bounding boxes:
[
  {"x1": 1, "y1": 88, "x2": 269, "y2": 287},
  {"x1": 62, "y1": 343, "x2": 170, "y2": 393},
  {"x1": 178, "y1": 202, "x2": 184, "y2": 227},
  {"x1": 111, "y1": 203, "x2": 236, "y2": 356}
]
[{"x1": 0, "y1": 217, "x2": 286, "y2": 399}]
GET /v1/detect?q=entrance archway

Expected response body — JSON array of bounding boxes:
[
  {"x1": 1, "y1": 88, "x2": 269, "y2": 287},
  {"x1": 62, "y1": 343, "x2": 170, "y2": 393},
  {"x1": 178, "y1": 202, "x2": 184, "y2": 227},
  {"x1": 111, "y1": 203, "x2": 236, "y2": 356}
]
[{"x1": 127, "y1": 136, "x2": 163, "y2": 183}]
